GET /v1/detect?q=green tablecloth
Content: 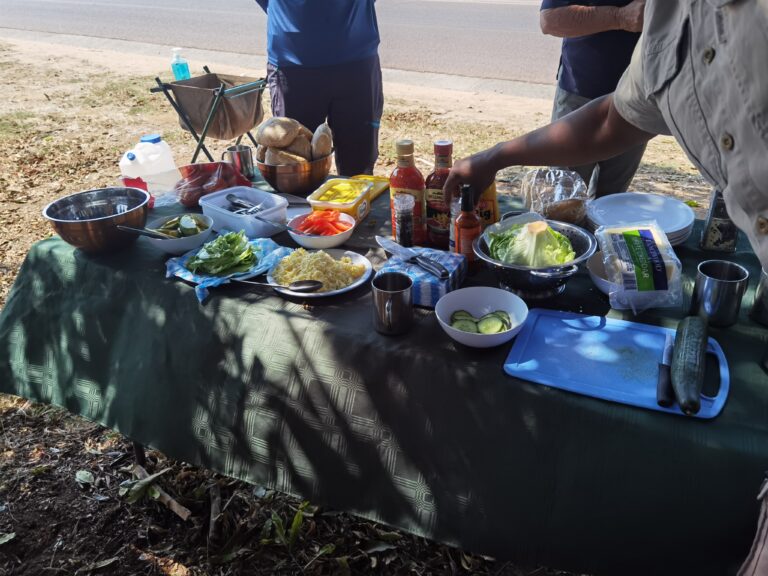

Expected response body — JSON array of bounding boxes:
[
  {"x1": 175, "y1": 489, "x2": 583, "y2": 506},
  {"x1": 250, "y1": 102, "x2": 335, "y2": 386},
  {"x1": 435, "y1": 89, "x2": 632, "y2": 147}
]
[{"x1": 2, "y1": 195, "x2": 768, "y2": 575}]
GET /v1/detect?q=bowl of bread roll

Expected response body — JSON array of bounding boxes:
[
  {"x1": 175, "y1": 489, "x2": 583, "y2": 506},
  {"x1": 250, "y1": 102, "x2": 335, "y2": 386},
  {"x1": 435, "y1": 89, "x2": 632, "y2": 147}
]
[{"x1": 255, "y1": 116, "x2": 334, "y2": 196}]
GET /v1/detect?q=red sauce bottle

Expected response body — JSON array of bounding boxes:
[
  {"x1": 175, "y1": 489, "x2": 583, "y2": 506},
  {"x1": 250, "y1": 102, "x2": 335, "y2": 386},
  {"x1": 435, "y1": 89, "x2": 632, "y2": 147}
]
[
  {"x1": 425, "y1": 139, "x2": 453, "y2": 249},
  {"x1": 454, "y1": 184, "x2": 481, "y2": 273},
  {"x1": 389, "y1": 140, "x2": 426, "y2": 245}
]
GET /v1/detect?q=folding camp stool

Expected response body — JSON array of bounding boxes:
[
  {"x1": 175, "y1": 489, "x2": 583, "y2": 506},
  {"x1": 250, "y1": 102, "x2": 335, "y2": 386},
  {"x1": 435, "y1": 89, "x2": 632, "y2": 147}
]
[{"x1": 151, "y1": 65, "x2": 266, "y2": 163}]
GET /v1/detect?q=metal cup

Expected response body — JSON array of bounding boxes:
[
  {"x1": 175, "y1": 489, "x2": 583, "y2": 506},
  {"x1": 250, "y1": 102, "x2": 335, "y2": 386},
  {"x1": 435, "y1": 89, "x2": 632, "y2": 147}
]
[
  {"x1": 750, "y1": 268, "x2": 768, "y2": 327},
  {"x1": 222, "y1": 144, "x2": 255, "y2": 180},
  {"x1": 690, "y1": 259, "x2": 750, "y2": 327},
  {"x1": 372, "y1": 272, "x2": 413, "y2": 336}
]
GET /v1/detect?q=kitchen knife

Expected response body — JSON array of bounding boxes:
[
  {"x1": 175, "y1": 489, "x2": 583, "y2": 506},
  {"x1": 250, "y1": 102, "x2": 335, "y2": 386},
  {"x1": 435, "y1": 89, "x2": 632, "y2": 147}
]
[
  {"x1": 656, "y1": 332, "x2": 675, "y2": 408},
  {"x1": 375, "y1": 236, "x2": 450, "y2": 280}
]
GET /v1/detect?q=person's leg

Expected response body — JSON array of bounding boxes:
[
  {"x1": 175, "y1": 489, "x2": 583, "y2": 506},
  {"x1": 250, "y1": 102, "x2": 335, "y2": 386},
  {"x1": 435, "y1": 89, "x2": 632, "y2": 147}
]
[
  {"x1": 551, "y1": 85, "x2": 597, "y2": 190},
  {"x1": 327, "y1": 55, "x2": 384, "y2": 175},
  {"x1": 267, "y1": 62, "x2": 329, "y2": 132}
]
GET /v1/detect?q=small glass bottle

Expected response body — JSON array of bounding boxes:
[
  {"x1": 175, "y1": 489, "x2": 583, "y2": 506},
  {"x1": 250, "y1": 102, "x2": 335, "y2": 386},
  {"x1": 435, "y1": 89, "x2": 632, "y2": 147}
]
[
  {"x1": 425, "y1": 140, "x2": 453, "y2": 248},
  {"x1": 454, "y1": 184, "x2": 482, "y2": 273},
  {"x1": 394, "y1": 193, "x2": 415, "y2": 247},
  {"x1": 171, "y1": 47, "x2": 191, "y2": 81},
  {"x1": 448, "y1": 194, "x2": 461, "y2": 251},
  {"x1": 701, "y1": 189, "x2": 738, "y2": 252}
]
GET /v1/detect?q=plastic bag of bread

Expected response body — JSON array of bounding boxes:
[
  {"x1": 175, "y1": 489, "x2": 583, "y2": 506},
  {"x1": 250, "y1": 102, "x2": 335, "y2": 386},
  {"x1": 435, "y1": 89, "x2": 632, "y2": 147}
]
[
  {"x1": 521, "y1": 168, "x2": 591, "y2": 224},
  {"x1": 174, "y1": 162, "x2": 251, "y2": 208},
  {"x1": 595, "y1": 220, "x2": 683, "y2": 314}
]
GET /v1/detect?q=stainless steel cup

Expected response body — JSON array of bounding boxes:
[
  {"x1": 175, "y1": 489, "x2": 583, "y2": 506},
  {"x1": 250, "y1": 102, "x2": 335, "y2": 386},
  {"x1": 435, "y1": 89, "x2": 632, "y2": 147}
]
[
  {"x1": 750, "y1": 268, "x2": 768, "y2": 327},
  {"x1": 690, "y1": 259, "x2": 750, "y2": 327},
  {"x1": 222, "y1": 144, "x2": 255, "y2": 180},
  {"x1": 372, "y1": 272, "x2": 413, "y2": 335}
]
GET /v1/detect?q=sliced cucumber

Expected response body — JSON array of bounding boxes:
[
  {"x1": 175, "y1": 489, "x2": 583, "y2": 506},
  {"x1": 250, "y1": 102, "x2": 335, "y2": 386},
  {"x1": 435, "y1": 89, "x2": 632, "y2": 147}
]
[
  {"x1": 451, "y1": 310, "x2": 476, "y2": 322},
  {"x1": 478, "y1": 315, "x2": 505, "y2": 334},
  {"x1": 451, "y1": 319, "x2": 479, "y2": 333},
  {"x1": 490, "y1": 311, "x2": 511, "y2": 329}
]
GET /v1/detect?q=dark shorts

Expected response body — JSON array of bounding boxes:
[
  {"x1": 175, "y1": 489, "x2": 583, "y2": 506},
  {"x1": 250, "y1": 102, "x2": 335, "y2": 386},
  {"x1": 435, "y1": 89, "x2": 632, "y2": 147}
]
[{"x1": 267, "y1": 55, "x2": 384, "y2": 176}]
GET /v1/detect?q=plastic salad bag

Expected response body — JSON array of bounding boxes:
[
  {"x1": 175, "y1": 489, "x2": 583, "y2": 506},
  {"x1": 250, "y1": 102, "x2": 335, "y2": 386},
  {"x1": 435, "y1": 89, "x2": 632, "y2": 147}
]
[
  {"x1": 521, "y1": 168, "x2": 591, "y2": 224},
  {"x1": 594, "y1": 220, "x2": 682, "y2": 314}
]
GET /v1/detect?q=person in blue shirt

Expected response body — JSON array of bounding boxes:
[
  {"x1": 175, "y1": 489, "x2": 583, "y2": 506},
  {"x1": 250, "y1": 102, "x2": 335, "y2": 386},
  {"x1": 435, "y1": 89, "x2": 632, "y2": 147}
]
[
  {"x1": 540, "y1": 0, "x2": 645, "y2": 196},
  {"x1": 255, "y1": 0, "x2": 383, "y2": 176}
]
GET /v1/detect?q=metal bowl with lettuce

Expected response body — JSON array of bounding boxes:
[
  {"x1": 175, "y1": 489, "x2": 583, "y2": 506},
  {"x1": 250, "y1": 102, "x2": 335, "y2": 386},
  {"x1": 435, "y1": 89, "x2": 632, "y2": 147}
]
[{"x1": 473, "y1": 212, "x2": 597, "y2": 299}]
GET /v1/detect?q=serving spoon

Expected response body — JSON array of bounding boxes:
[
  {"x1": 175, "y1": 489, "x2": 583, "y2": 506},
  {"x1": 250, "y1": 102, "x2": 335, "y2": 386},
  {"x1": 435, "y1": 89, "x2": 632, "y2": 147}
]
[
  {"x1": 117, "y1": 225, "x2": 173, "y2": 240},
  {"x1": 232, "y1": 278, "x2": 324, "y2": 293}
]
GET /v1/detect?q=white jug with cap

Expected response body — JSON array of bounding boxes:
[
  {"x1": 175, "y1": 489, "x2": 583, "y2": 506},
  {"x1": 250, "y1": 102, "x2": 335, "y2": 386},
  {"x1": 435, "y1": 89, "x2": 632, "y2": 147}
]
[{"x1": 119, "y1": 134, "x2": 180, "y2": 199}]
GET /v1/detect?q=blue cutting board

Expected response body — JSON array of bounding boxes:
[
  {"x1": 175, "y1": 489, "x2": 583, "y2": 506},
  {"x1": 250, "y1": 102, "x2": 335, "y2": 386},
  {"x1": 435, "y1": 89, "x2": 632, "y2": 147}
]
[{"x1": 504, "y1": 309, "x2": 729, "y2": 419}]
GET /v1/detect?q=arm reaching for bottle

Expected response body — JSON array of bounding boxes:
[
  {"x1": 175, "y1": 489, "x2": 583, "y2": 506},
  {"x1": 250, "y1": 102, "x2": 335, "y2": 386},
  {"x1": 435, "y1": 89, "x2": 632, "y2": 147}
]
[{"x1": 442, "y1": 94, "x2": 655, "y2": 204}]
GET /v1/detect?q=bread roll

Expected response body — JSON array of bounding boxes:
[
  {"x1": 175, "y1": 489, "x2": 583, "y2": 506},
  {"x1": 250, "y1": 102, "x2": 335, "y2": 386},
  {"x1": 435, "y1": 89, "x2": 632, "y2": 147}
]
[
  {"x1": 298, "y1": 125, "x2": 313, "y2": 141},
  {"x1": 543, "y1": 198, "x2": 586, "y2": 224},
  {"x1": 284, "y1": 134, "x2": 312, "y2": 160},
  {"x1": 311, "y1": 123, "x2": 333, "y2": 159},
  {"x1": 265, "y1": 147, "x2": 307, "y2": 166},
  {"x1": 256, "y1": 117, "x2": 300, "y2": 148},
  {"x1": 255, "y1": 144, "x2": 267, "y2": 163}
]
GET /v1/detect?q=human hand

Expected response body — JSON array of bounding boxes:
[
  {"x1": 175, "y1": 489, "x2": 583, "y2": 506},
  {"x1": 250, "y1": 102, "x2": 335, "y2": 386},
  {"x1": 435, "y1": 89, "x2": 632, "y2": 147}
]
[
  {"x1": 443, "y1": 146, "x2": 501, "y2": 207},
  {"x1": 618, "y1": 0, "x2": 645, "y2": 33}
]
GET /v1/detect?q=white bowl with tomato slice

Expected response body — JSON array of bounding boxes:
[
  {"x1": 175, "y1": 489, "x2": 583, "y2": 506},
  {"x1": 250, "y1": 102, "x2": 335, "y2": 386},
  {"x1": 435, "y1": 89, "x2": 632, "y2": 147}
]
[{"x1": 287, "y1": 210, "x2": 357, "y2": 249}]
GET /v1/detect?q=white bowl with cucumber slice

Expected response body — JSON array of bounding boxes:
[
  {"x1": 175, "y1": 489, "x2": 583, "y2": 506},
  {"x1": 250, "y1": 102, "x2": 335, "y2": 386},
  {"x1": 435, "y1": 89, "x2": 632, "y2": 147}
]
[{"x1": 435, "y1": 287, "x2": 529, "y2": 348}]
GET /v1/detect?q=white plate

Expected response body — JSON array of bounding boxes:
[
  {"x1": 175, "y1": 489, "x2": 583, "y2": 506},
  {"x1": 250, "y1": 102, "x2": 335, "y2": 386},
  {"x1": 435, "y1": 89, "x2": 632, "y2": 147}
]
[
  {"x1": 587, "y1": 192, "x2": 695, "y2": 237},
  {"x1": 266, "y1": 248, "x2": 373, "y2": 298}
]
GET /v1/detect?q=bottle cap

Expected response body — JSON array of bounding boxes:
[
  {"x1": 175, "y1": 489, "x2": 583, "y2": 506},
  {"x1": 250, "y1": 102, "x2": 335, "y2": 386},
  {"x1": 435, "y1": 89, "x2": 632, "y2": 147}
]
[
  {"x1": 395, "y1": 140, "x2": 414, "y2": 156},
  {"x1": 126, "y1": 152, "x2": 136, "y2": 161},
  {"x1": 172, "y1": 47, "x2": 182, "y2": 54},
  {"x1": 434, "y1": 139, "x2": 453, "y2": 155},
  {"x1": 460, "y1": 184, "x2": 475, "y2": 211},
  {"x1": 140, "y1": 134, "x2": 162, "y2": 144}
]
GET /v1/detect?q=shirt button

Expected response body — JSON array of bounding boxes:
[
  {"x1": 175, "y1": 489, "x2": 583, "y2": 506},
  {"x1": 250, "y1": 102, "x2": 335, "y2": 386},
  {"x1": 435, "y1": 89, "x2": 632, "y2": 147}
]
[
  {"x1": 758, "y1": 217, "x2": 768, "y2": 235},
  {"x1": 721, "y1": 133, "x2": 735, "y2": 151},
  {"x1": 703, "y1": 47, "x2": 716, "y2": 64}
]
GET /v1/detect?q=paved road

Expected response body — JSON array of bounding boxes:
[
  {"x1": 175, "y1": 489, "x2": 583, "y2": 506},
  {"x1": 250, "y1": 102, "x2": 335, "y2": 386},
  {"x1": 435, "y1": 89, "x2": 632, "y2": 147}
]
[{"x1": 0, "y1": 0, "x2": 561, "y2": 84}]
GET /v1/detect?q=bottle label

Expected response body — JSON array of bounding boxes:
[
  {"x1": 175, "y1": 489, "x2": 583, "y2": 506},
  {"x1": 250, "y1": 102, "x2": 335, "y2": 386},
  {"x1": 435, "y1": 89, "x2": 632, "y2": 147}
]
[
  {"x1": 426, "y1": 187, "x2": 450, "y2": 247},
  {"x1": 455, "y1": 225, "x2": 480, "y2": 262},
  {"x1": 435, "y1": 155, "x2": 452, "y2": 170},
  {"x1": 391, "y1": 187, "x2": 427, "y2": 245}
]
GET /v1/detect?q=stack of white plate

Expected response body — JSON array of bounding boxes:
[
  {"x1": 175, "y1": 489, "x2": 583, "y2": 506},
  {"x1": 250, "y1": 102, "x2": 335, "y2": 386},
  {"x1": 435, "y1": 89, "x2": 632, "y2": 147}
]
[{"x1": 586, "y1": 192, "x2": 695, "y2": 246}]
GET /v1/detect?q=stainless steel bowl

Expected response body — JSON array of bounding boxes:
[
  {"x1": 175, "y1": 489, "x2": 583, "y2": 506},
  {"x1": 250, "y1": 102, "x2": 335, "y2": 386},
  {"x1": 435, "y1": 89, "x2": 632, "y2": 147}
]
[
  {"x1": 474, "y1": 219, "x2": 597, "y2": 299},
  {"x1": 256, "y1": 153, "x2": 333, "y2": 197},
  {"x1": 43, "y1": 187, "x2": 150, "y2": 254}
]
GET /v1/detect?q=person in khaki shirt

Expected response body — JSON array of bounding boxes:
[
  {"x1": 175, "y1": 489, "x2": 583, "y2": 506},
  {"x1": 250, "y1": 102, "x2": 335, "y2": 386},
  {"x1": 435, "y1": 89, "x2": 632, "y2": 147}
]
[{"x1": 444, "y1": 0, "x2": 768, "y2": 269}]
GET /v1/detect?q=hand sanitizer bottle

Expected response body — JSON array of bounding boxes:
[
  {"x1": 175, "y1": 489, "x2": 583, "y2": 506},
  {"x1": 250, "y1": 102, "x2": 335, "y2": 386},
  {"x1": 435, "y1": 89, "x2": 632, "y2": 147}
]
[{"x1": 171, "y1": 47, "x2": 191, "y2": 81}]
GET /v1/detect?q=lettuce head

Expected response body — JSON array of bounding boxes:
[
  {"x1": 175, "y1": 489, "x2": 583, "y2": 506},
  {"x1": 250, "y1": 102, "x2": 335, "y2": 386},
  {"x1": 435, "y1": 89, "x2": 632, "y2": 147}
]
[{"x1": 488, "y1": 221, "x2": 576, "y2": 267}]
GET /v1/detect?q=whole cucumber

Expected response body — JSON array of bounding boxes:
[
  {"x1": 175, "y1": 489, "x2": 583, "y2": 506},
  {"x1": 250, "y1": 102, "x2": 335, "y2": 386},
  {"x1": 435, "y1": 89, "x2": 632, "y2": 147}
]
[{"x1": 671, "y1": 316, "x2": 708, "y2": 416}]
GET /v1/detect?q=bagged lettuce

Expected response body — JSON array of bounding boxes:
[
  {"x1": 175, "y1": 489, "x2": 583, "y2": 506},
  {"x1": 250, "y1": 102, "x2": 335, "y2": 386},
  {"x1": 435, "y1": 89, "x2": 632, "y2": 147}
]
[{"x1": 488, "y1": 219, "x2": 575, "y2": 267}]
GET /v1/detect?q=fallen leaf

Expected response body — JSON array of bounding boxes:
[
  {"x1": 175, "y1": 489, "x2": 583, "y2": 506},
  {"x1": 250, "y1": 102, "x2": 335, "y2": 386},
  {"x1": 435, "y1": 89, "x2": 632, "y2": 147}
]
[
  {"x1": 0, "y1": 532, "x2": 15, "y2": 545},
  {"x1": 363, "y1": 540, "x2": 398, "y2": 554},
  {"x1": 76, "y1": 470, "x2": 95, "y2": 485}
]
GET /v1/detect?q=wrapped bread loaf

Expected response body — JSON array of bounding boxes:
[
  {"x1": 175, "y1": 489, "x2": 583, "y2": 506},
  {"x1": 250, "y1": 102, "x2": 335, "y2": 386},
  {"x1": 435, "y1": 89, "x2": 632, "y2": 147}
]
[
  {"x1": 284, "y1": 134, "x2": 312, "y2": 160},
  {"x1": 255, "y1": 144, "x2": 267, "y2": 163},
  {"x1": 311, "y1": 123, "x2": 333, "y2": 159},
  {"x1": 256, "y1": 117, "x2": 301, "y2": 148}
]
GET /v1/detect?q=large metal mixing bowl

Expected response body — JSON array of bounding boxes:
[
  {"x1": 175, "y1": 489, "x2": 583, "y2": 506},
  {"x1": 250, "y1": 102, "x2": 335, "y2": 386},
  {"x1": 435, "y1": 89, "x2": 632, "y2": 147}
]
[
  {"x1": 43, "y1": 187, "x2": 150, "y2": 254},
  {"x1": 256, "y1": 153, "x2": 333, "y2": 197},
  {"x1": 474, "y1": 219, "x2": 597, "y2": 299}
]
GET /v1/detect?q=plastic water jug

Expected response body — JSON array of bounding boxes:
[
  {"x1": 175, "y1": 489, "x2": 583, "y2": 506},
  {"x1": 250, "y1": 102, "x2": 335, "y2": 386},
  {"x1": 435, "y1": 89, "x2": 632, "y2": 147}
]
[{"x1": 119, "y1": 135, "x2": 180, "y2": 206}]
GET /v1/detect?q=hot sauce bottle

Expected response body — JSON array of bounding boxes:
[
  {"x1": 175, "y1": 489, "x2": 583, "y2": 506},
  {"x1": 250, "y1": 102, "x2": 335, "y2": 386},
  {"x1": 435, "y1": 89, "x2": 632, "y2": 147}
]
[
  {"x1": 454, "y1": 184, "x2": 481, "y2": 273},
  {"x1": 425, "y1": 139, "x2": 453, "y2": 249},
  {"x1": 389, "y1": 140, "x2": 426, "y2": 245}
]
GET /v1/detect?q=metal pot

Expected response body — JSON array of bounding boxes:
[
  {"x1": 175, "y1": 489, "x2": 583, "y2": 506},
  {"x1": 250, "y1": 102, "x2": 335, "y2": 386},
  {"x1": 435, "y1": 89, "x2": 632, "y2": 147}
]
[
  {"x1": 256, "y1": 153, "x2": 333, "y2": 197},
  {"x1": 473, "y1": 219, "x2": 597, "y2": 299},
  {"x1": 43, "y1": 187, "x2": 150, "y2": 254}
]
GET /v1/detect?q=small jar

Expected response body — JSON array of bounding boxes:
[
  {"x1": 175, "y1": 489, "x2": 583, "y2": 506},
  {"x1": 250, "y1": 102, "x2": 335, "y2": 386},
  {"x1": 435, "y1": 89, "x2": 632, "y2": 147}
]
[{"x1": 394, "y1": 193, "x2": 415, "y2": 247}]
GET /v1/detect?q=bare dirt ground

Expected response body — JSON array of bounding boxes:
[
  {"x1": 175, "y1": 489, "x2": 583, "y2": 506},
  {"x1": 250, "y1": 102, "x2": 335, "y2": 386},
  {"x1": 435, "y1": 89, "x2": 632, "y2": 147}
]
[{"x1": 0, "y1": 34, "x2": 711, "y2": 575}]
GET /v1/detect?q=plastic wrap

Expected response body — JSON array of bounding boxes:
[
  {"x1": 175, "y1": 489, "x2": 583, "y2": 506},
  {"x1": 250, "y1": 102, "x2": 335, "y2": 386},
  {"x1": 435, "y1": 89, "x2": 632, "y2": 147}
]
[
  {"x1": 175, "y1": 162, "x2": 251, "y2": 208},
  {"x1": 521, "y1": 168, "x2": 591, "y2": 224},
  {"x1": 595, "y1": 221, "x2": 682, "y2": 314}
]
